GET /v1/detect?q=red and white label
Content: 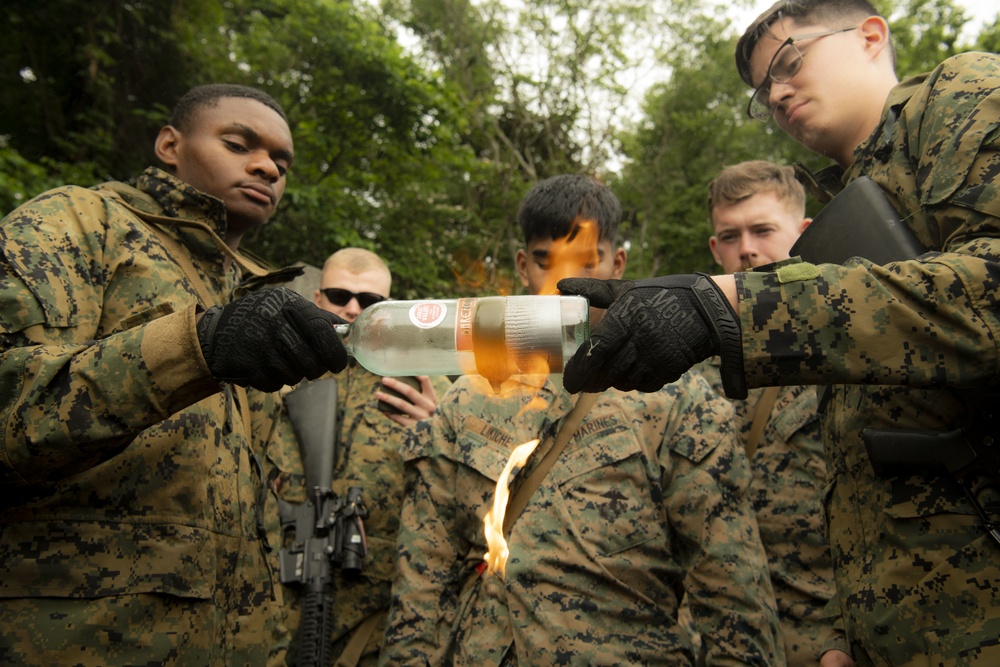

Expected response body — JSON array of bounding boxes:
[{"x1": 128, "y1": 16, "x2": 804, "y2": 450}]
[
  {"x1": 455, "y1": 298, "x2": 475, "y2": 351},
  {"x1": 409, "y1": 301, "x2": 448, "y2": 329}
]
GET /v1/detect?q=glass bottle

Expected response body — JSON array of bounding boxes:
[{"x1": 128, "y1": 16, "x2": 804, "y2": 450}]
[{"x1": 335, "y1": 295, "x2": 589, "y2": 388}]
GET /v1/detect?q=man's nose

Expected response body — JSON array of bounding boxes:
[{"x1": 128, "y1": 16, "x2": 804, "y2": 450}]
[
  {"x1": 248, "y1": 150, "x2": 280, "y2": 182},
  {"x1": 768, "y1": 80, "x2": 794, "y2": 115}
]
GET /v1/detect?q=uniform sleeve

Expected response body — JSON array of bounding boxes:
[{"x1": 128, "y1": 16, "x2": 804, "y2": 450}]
[
  {"x1": 0, "y1": 187, "x2": 218, "y2": 485},
  {"x1": 736, "y1": 247, "x2": 1000, "y2": 388},
  {"x1": 381, "y1": 413, "x2": 464, "y2": 666},
  {"x1": 664, "y1": 372, "x2": 782, "y2": 666}
]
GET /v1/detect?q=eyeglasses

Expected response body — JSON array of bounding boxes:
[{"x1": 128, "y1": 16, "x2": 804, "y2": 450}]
[
  {"x1": 746, "y1": 26, "x2": 857, "y2": 121},
  {"x1": 320, "y1": 287, "x2": 387, "y2": 309}
]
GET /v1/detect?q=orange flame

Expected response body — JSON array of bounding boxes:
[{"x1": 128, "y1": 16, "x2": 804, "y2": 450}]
[
  {"x1": 482, "y1": 438, "x2": 540, "y2": 577},
  {"x1": 539, "y1": 218, "x2": 599, "y2": 295},
  {"x1": 481, "y1": 217, "x2": 599, "y2": 578}
]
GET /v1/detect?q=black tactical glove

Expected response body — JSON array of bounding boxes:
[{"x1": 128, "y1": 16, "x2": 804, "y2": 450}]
[
  {"x1": 197, "y1": 286, "x2": 349, "y2": 392},
  {"x1": 557, "y1": 274, "x2": 746, "y2": 397}
]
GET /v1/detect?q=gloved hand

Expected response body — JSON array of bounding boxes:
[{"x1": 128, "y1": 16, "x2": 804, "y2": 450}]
[
  {"x1": 557, "y1": 274, "x2": 746, "y2": 397},
  {"x1": 197, "y1": 286, "x2": 349, "y2": 392}
]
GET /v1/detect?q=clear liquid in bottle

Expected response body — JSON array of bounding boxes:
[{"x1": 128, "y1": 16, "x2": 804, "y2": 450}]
[{"x1": 335, "y1": 295, "x2": 589, "y2": 389}]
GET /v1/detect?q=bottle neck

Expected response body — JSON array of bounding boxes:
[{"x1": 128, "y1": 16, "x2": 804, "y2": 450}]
[{"x1": 334, "y1": 322, "x2": 354, "y2": 356}]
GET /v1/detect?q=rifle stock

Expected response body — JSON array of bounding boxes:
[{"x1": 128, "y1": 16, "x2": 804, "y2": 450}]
[{"x1": 284, "y1": 378, "x2": 339, "y2": 491}]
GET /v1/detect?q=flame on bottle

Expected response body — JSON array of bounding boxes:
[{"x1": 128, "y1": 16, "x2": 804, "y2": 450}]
[
  {"x1": 538, "y1": 218, "x2": 600, "y2": 295},
  {"x1": 482, "y1": 438, "x2": 540, "y2": 578},
  {"x1": 469, "y1": 218, "x2": 599, "y2": 391},
  {"x1": 481, "y1": 218, "x2": 598, "y2": 577}
]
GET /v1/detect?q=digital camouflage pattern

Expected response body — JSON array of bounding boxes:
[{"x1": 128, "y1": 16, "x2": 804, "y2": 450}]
[
  {"x1": 0, "y1": 168, "x2": 292, "y2": 666},
  {"x1": 381, "y1": 371, "x2": 782, "y2": 667},
  {"x1": 735, "y1": 53, "x2": 1000, "y2": 666},
  {"x1": 264, "y1": 363, "x2": 450, "y2": 665},
  {"x1": 694, "y1": 357, "x2": 837, "y2": 666}
]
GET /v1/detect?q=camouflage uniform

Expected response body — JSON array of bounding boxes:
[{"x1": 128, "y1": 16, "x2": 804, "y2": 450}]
[
  {"x1": 734, "y1": 53, "x2": 1000, "y2": 666},
  {"x1": 265, "y1": 363, "x2": 450, "y2": 665},
  {"x1": 0, "y1": 168, "x2": 292, "y2": 666},
  {"x1": 381, "y1": 371, "x2": 782, "y2": 666},
  {"x1": 695, "y1": 357, "x2": 837, "y2": 665}
]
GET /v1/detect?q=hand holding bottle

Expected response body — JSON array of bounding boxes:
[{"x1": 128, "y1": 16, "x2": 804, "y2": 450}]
[
  {"x1": 197, "y1": 286, "x2": 349, "y2": 392},
  {"x1": 557, "y1": 275, "x2": 746, "y2": 397}
]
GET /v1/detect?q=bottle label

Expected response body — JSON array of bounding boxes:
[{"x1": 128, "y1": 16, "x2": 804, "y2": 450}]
[
  {"x1": 408, "y1": 301, "x2": 448, "y2": 329},
  {"x1": 455, "y1": 298, "x2": 476, "y2": 351}
]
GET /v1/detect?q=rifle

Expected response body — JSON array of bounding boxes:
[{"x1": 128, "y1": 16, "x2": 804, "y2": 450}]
[
  {"x1": 279, "y1": 379, "x2": 369, "y2": 667},
  {"x1": 790, "y1": 175, "x2": 926, "y2": 265}
]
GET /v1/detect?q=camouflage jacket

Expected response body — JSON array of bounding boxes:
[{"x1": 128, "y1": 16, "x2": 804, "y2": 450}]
[
  {"x1": 695, "y1": 357, "x2": 836, "y2": 666},
  {"x1": 266, "y1": 364, "x2": 451, "y2": 665},
  {"x1": 382, "y1": 371, "x2": 782, "y2": 667},
  {"x1": 0, "y1": 168, "x2": 291, "y2": 664},
  {"x1": 734, "y1": 53, "x2": 1000, "y2": 666}
]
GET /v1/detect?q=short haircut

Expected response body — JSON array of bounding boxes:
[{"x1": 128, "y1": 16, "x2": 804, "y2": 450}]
[
  {"x1": 708, "y1": 160, "x2": 806, "y2": 217},
  {"x1": 736, "y1": 0, "x2": 889, "y2": 88},
  {"x1": 517, "y1": 174, "x2": 622, "y2": 245},
  {"x1": 322, "y1": 247, "x2": 390, "y2": 276},
  {"x1": 169, "y1": 84, "x2": 287, "y2": 131}
]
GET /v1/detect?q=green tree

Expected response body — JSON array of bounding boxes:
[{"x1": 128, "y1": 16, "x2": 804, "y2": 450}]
[
  {"x1": 0, "y1": 0, "x2": 215, "y2": 211},
  {"x1": 973, "y1": 12, "x2": 1000, "y2": 53},
  {"x1": 875, "y1": 0, "x2": 971, "y2": 77},
  {"x1": 196, "y1": 0, "x2": 486, "y2": 298},
  {"x1": 387, "y1": 0, "x2": 704, "y2": 292},
  {"x1": 613, "y1": 12, "x2": 819, "y2": 278}
]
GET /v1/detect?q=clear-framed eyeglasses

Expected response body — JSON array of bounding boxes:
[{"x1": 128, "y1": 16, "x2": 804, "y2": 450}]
[{"x1": 746, "y1": 26, "x2": 858, "y2": 121}]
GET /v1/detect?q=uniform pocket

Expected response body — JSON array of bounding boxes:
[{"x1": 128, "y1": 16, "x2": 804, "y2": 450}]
[{"x1": 553, "y1": 419, "x2": 661, "y2": 559}]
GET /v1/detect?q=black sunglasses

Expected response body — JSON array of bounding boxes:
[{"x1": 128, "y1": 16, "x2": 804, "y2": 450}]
[{"x1": 320, "y1": 287, "x2": 387, "y2": 309}]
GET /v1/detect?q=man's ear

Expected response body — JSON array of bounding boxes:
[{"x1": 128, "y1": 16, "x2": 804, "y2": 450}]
[
  {"x1": 859, "y1": 15, "x2": 891, "y2": 62},
  {"x1": 154, "y1": 125, "x2": 181, "y2": 169},
  {"x1": 515, "y1": 248, "x2": 530, "y2": 288},
  {"x1": 709, "y1": 236, "x2": 724, "y2": 267},
  {"x1": 611, "y1": 247, "x2": 627, "y2": 279}
]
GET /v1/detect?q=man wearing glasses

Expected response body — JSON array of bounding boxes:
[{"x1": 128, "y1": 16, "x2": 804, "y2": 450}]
[
  {"x1": 557, "y1": 1, "x2": 1000, "y2": 665},
  {"x1": 271, "y1": 247, "x2": 448, "y2": 666}
]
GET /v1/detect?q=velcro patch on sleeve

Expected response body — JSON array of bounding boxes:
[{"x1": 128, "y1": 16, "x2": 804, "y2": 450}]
[{"x1": 776, "y1": 262, "x2": 821, "y2": 283}]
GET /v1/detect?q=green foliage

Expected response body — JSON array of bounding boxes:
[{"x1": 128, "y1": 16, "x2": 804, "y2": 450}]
[
  {"x1": 1, "y1": 0, "x2": 994, "y2": 298},
  {"x1": 973, "y1": 14, "x2": 1000, "y2": 53},
  {"x1": 613, "y1": 13, "x2": 820, "y2": 278},
  {"x1": 0, "y1": 0, "x2": 202, "y2": 186},
  {"x1": 876, "y1": 0, "x2": 972, "y2": 77},
  {"x1": 201, "y1": 0, "x2": 490, "y2": 298}
]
